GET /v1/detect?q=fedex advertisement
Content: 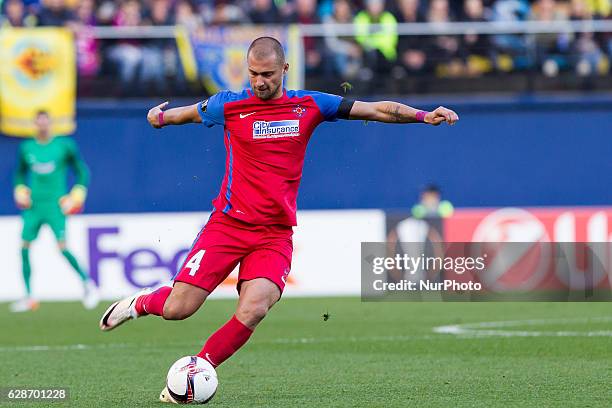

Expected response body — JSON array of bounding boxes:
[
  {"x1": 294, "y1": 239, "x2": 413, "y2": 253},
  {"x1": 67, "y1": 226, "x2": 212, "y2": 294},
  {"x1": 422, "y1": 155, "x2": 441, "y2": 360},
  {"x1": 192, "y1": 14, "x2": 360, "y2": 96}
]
[{"x1": 0, "y1": 210, "x2": 385, "y2": 301}]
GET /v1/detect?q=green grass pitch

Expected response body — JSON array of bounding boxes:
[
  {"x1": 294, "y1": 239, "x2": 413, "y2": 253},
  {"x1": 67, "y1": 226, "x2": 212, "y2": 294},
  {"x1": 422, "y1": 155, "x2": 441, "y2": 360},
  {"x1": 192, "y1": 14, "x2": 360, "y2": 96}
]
[{"x1": 1, "y1": 298, "x2": 611, "y2": 407}]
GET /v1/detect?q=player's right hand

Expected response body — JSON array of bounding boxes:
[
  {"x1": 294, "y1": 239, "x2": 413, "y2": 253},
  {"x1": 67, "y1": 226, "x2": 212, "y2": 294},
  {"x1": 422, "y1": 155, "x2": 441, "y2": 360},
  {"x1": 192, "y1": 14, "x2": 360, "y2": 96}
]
[
  {"x1": 147, "y1": 101, "x2": 169, "y2": 129},
  {"x1": 14, "y1": 185, "x2": 32, "y2": 209}
]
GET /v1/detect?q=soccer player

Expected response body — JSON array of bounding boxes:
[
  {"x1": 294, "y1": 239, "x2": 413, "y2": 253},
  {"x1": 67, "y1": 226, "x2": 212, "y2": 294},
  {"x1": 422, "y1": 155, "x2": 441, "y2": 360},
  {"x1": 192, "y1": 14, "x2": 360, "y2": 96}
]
[
  {"x1": 11, "y1": 110, "x2": 99, "y2": 312},
  {"x1": 99, "y1": 37, "x2": 458, "y2": 401}
]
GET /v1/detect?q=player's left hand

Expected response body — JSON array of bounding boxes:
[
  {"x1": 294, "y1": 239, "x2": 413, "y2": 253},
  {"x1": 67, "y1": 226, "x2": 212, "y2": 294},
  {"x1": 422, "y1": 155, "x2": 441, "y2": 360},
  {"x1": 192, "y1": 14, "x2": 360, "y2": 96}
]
[
  {"x1": 60, "y1": 195, "x2": 81, "y2": 215},
  {"x1": 147, "y1": 101, "x2": 169, "y2": 129},
  {"x1": 59, "y1": 185, "x2": 87, "y2": 215},
  {"x1": 425, "y1": 107, "x2": 459, "y2": 126}
]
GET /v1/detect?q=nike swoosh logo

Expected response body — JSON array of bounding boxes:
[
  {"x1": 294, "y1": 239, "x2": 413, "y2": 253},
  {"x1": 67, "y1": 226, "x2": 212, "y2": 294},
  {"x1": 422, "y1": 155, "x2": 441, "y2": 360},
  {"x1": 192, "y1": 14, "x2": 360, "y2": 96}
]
[
  {"x1": 239, "y1": 112, "x2": 256, "y2": 119},
  {"x1": 205, "y1": 353, "x2": 218, "y2": 367}
]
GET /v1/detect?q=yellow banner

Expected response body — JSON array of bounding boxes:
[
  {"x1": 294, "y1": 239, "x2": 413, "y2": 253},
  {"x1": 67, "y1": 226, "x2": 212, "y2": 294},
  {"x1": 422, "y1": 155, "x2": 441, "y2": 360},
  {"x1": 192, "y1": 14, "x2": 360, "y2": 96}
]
[
  {"x1": 0, "y1": 28, "x2": 76, "y2": 137},
  {"x1": 175, "y1": 25, "x2": 303, "y2": 94}
]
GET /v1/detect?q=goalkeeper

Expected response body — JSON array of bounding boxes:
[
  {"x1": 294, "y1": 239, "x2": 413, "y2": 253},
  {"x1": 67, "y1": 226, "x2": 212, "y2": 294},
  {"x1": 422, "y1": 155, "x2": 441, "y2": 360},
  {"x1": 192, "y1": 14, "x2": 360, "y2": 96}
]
[{"x1": 11, "y1": 110, "x2": 98, "y2": 312}]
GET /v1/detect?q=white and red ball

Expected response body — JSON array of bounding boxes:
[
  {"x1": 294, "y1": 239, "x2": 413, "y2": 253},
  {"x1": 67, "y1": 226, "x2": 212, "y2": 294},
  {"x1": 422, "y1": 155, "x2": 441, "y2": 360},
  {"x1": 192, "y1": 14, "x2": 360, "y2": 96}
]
[{"x1": 166, "y1": 356, "x2": 218, "y2": 404}]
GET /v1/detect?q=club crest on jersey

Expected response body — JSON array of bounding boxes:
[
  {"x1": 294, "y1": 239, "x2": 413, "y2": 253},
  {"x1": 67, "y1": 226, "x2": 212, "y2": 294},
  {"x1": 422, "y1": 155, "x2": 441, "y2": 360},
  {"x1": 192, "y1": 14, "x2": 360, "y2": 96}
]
[
  {"x1": 293, "y1": 105, "x2": 306, "y2": 118},
  {"x1": 253, "y1": 120, "x2": 300, "y2": 139},
  {"x1": 200, "y1": 99, "x2": 208, "y2": 112}
]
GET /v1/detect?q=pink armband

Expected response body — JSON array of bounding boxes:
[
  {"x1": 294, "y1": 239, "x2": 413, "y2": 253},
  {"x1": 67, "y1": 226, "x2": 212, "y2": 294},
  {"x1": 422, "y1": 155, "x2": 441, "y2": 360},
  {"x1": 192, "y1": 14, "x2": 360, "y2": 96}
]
[
  {"x1": 158, "y1": 111, "x2": 165, "y2": 127},
  {"x1": 415, "y1": 110, "x2": 428, "y2": 122}
]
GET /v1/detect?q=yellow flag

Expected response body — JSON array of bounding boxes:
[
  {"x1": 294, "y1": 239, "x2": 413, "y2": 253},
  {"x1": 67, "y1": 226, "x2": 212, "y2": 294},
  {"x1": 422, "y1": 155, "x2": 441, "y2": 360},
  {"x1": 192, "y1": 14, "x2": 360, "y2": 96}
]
[{"x1": 0, "y1": 28, "x2": 76, "y2": 137}]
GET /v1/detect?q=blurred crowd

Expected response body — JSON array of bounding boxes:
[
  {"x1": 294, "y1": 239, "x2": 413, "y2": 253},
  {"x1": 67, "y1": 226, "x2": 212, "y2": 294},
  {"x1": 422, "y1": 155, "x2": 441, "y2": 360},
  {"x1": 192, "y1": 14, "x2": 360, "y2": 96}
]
[{"x1": 1, "y1": 0, "x2": 611, "y2": 92}]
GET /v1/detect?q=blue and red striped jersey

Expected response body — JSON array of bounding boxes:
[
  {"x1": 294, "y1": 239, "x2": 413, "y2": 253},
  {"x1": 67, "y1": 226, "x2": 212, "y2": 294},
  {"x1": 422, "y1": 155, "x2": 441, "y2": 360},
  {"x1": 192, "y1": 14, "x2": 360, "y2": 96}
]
[{"x1": 198, "y1": 88, "x2": 351, "y2": 226}]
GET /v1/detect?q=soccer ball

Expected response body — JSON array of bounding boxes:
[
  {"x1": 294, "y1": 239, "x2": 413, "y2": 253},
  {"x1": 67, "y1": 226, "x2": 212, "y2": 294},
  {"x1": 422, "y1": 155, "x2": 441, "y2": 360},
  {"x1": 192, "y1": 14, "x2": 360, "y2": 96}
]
[{"x1": 166, "y1": 356, "x2": 218, "y2": 404}]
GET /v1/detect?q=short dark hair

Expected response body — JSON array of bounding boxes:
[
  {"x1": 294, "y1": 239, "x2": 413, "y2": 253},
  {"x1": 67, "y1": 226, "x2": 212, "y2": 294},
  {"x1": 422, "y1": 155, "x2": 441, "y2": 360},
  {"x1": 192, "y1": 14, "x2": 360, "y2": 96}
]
[
  {"x1": 247, "y1": 37, "x2": 285, "y2": 65},
  {"x1": 35, "y1": 109, "x2": 49, "y2": 118},
  {"x1": 423, "y1": 184, "x2": 441, "y2": 194}
]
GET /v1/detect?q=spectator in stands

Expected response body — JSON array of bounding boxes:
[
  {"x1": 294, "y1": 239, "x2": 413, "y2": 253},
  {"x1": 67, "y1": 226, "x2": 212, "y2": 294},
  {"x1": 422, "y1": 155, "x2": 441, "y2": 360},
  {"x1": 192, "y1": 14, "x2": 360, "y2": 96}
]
[
  {"x1": 9, "y1": 0, "x2": 40, "y2": 17},
  {"x1": 74, "y1": 0, "x2": 100, "y2": 77},
  {"x1": 107, "y1": 0, "x2": 144, "y2": 92},
  {"x1": 491, "y1": 0, "x2": 530, "y2": 23},
  {"x1": 394, "y1": 0, "x2": 422, "y2": 25},
  {"x1": 323, "y1": 0, "x2": 362, "y2": 78},
  {"x1": 175, "y1": 0, "x2": 202, "y2": 31},
  {"x1": 569, "y1": 0, "x2": 606, "y2": 76},
  {"x1": 460, "y1": 0, "x2": 495, "y2": 75},
  {"x1": 426, "y1": 0, "x2": 462, "y2": 76},
  {"x1": 490, "y1": 0, "x2": 530, "y2": 71},
  {"x1": 1, "y1": 0, "x2": 36, "y2": 27},
  {"x1": 75, "y1": 0, "x2": 96, "y2": 27},
  {"x1": 395, "y1": 0, "x2": 428, "y2": 75},
  {"x1": 276, "y1": 0, "x2": 299, "y2": 22},
  {"x1": 5, "y1": 0, "x2": 608, "y2": 94},
  {"x1": 146, "y1": 0, "x2": 173, "y2": 26},
  {"x1": 190, "y1": 0, "x2": 214, "y2": 25},
  {"x1": 210, "y1": 0, "x2": 248, "y2": 25},
  {"x1": 355, "y1": 0, "x2": 398, "y2": 77},
  {"x1": 530, "y1": 0, "x2": 571, "y2": 76},
  {"x1": 37, "y1": 0, "x2": 75, "y2": 26},
  {"x1": 95, "y1": 0, "x2": 118, "y2": 25},
  {"x1": 111, "y1": 0, "x2": 144, "y2": 29},
  {"x1": 249, "y1": 0, "x2": 282, "y2": 24},
  {"x1": 287, "y1": 0, "x2": 324, "y2": 74}
]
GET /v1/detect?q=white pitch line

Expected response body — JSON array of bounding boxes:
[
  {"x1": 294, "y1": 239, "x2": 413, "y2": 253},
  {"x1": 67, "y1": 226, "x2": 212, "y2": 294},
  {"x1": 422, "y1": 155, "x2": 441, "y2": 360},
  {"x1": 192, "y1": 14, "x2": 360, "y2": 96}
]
[
  {"x1": 268, "y1": 334, "x2": 439, "y2": 344},
  {"x1": 0, "y1": 334, "x2": 446, "y2": 353},
  {"x1": 434, "y1": 316, "x2": 612, "y2": 338},
  {"x1": 0, "y1": 343, "x2": 134, "y2": 353},
  {"x1": 0, "y1": 341, "x2": 211, "y2": 353}
]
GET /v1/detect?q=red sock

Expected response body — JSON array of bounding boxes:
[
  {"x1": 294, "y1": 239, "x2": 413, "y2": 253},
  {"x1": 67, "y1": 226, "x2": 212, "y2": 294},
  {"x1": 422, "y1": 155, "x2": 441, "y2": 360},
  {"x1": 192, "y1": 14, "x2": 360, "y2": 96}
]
[
  {"x1": 134, "y1": 286, "x2": 172, "y2": 316},
  {"x1": 197, "y1": 315, "x2": 253, "y2": 367}
]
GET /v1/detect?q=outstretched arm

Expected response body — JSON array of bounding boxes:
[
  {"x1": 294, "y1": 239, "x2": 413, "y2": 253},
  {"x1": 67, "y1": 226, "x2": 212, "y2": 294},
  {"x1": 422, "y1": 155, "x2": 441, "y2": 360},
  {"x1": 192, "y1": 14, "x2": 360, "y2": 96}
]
[
  {"x1": 147, "y1": 101, "x2": 201, "y2": 129},
  {"x1": 348, "y1": 101, "x2": 459, "y2": 126}
]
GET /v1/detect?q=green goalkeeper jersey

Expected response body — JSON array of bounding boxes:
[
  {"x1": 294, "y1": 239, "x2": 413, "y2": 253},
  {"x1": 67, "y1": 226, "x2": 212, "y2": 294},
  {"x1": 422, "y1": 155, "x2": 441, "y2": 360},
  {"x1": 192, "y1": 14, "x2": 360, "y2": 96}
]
[{"x1": 14, "y1": 136, "x2": 90, "y2": 203}]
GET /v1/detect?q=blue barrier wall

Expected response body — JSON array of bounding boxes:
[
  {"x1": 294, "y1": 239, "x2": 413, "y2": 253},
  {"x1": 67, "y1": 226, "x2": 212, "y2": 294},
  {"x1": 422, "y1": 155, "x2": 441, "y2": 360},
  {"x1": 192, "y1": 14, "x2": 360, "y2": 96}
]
[{"x1": 1, "y1": 95, "x2": 611, "y2": 215}]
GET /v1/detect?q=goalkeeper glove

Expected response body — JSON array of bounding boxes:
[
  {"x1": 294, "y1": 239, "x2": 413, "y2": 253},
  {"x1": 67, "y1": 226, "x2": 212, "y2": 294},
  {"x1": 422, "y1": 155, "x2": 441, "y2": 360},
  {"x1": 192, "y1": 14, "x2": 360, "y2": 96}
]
[
  {"x1": 14, "y1": 185, "x2": 32, "y2": 209},
  {"x1": 60, "y1": 185, "x2": 87, "y2": 215}
]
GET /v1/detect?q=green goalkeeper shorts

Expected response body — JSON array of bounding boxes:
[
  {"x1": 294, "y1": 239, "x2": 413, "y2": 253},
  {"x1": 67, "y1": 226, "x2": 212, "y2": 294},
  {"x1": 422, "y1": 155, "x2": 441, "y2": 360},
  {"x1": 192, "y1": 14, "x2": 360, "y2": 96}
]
[{"x1": 21, "y1": 202, "x2": 66, "y2": 242}]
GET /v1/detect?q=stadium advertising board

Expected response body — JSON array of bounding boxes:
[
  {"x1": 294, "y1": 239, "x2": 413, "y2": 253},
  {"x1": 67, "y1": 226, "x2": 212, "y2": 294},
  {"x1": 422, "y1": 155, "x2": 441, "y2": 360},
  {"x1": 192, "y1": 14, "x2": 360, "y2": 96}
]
[
  {"x1": 445, "y1": 208, "x2": 612, "y2": 292},
  {"x1": 2, "y1": 207, "x2": 610, "y2": 302},
  {"x1": 0, "y1": 210, "x2": 384, "y2": 301}
]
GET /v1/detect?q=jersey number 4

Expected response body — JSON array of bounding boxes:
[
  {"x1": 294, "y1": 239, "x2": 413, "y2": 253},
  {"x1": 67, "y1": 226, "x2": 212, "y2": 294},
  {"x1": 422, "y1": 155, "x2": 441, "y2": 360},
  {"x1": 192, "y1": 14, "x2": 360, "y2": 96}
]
[{"x1": 185, "y1": 249, "x2": 205, "y2": 276}]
